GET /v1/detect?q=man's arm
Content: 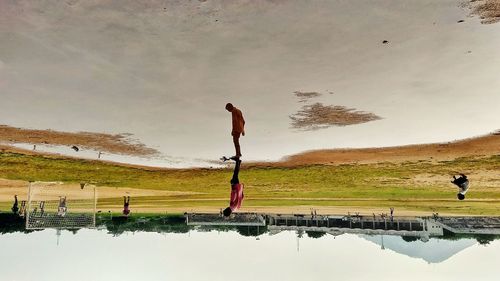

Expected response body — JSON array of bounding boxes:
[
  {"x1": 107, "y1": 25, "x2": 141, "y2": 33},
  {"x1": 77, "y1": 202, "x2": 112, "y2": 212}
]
[{"x1": 241, "y1": 113, "x2": 245, "y2": 136}]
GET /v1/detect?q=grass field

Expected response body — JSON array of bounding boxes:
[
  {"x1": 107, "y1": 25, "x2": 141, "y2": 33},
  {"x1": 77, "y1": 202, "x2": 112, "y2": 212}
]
[{"x1": 0, "y1": 152, "x2": 499, "y2": 215}]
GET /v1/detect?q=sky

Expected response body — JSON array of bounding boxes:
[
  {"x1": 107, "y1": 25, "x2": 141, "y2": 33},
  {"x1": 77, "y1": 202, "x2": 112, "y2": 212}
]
[
  {"x1": 1, "y1": 229, "x2": 499, "y2": 281},
  {"x1": 1, "y1": 0, "x2": 499, "y2": 167}
]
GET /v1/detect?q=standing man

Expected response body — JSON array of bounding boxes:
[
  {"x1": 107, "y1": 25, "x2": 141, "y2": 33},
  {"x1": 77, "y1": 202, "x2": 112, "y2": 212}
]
[
  {"x1": 57, "y1": 196, "x2": 67, "y2": 217},
  {"x1": 225, "y1": 103, "x2": 245, "y2": 158},
  {"x1": 223, "y1": 157, "x2": 244, "y2": 217}
]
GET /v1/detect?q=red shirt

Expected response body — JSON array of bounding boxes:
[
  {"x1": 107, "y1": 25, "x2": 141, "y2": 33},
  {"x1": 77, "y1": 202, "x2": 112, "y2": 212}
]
[{"x1": 230, "y1": 183, "x2": 244, "y2": 211}]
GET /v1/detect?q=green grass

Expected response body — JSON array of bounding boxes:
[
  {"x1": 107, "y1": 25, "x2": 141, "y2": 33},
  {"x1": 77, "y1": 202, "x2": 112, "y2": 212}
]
[{"x1": 1, "y1": 152, "x2": 499, "y2": 215}]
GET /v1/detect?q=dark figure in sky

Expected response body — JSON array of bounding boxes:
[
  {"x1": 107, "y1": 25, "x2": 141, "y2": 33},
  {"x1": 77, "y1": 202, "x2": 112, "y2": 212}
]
[
  {"x1": 123, "y1": 196, "x2": 131, "y2": 216},
  {"x1": 223, "y1": 157, "x2": 244, "y2": 217},
  {"x1": 451, "y1": 174, "x2": 469, "y2": 200},
  {"x1": 11, "y1": 195, "x2": 19, "y2": 214},
  {"x1": 225, "y1": 103, "x2": 245, "y2": 158}
]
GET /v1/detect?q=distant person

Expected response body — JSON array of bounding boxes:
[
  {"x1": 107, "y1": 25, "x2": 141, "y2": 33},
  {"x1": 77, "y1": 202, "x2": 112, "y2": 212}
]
[
  {"x1": 57, "y1": 196, "x2": 67, "y2": 216},
  {"x1": 19, "y1": 200, "x2": 26, "y2": 217},
  {"x1": 451, "y1": 174, "x2": 469, "y2": 200},
  {"x1": 39, "y1": 201, "x2": 45, "y2": 216},
  {"x1": 11, "y1": 195, "x2": 19, "y2": 214},
  {"x1": 390, "y1": 207, "x2": 394, "y2": 222},
  {"x1": 123, "y1": 196, "x2": 131, "y2": 216},
  {"x1": 223, "y1": 157, "x2": 244, "y2": 217},
  {"x1": 225, "y1": 103, "x2": 245, "y2": 158}
]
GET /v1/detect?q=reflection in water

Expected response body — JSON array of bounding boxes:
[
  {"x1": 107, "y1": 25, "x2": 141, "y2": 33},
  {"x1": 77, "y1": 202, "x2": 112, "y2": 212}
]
[
  {"x1": 1, "y1": 214, "x2": 500, "y2": 281},
  {"x1": 2, "y1": 0, "x2": 500, "y2": 165},
  {"x1": 360, "y1": 234, "x2": 476, "y2": 263}
]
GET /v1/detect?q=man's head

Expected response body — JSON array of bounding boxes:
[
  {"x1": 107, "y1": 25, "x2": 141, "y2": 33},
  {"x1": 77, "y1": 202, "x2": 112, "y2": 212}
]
[
  {"x1": 223, "y1": 207, "x2": 232, "y2": 217},
  {"x1": 225, "y1": 103, "x2": 234, "y2": 112},
  {"x1": 457, "y1": 193, "x2": 465, "y2": 200}
]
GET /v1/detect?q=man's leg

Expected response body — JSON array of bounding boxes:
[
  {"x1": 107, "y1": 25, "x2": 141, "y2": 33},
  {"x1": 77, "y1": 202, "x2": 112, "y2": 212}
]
[
  {"x1": 231, "y1": 159, "x2": 241, "y2": 184},
  {"x1": 232, "y1": 134, "x2": 241, "y2": 157}
]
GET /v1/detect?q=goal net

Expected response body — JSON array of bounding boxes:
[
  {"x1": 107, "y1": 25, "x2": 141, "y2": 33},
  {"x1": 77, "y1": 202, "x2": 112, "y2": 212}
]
[{"x1": 26, "y1": 182, "x2": 97, "y2": 230}]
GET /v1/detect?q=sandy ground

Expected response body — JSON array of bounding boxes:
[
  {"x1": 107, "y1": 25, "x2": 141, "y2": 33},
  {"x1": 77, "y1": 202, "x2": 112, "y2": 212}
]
[
  {"x1": 290, "y1": 90, "x2": 382, "y2": 130},
  {"x1": 289, "y1": 103, "x2": 382, "y2": 130},
  {"x1": 254, "y1": 131, "x2": 500, "y2": 167},
  {"x1": 0, "y1": 124, "x2": 158, "y2": 156},
  {"x1": 467, "y1": 0, "x2": 500, "y2": 24},
  {"x1": 294, "y1": 91, "x2": 323, "y2": 103},
  {"x1": 0, "y1": 179, "x2": 200, "y2": 202}
]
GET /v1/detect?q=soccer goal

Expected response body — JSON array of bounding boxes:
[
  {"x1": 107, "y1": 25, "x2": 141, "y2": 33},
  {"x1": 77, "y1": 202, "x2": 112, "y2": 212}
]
[{"x1": 25, "y1": 181, "x2": 97, "y2": 230}]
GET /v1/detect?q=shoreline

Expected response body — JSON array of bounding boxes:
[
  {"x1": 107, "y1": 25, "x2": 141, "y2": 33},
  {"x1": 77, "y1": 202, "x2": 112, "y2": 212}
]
[
  {"x1": 1, "y1": 132, "x2": 498, "y2": 217},
  {"x1": 1, "y1": 130, "x2": 499, "y2": 170}
]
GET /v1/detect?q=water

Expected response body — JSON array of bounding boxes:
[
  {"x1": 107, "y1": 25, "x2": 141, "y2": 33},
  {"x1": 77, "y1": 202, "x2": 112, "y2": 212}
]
[
  {"x1": 1, "y1": 0, "x2": 500, "y2": 167},
  {"x1": 1, "y1": 222, "x2": 499, "y2": 281}
]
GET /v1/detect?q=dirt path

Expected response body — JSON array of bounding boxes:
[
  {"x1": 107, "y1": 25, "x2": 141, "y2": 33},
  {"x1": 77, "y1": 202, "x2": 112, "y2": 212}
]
[{"x1": 0, "y1": 178, "x2": 200, "y2": 202}]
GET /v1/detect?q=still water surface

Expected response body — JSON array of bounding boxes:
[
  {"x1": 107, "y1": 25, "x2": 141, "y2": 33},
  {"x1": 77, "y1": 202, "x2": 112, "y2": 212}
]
[
  {"x1": 2, "y1": 0, "x2": 500, "y2": 166},
  {"x1": 1, "y1": 228, "x2": 499, "y2": 281}
]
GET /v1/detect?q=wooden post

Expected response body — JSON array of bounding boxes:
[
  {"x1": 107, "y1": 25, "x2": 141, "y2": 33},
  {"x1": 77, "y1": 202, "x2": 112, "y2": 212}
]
[
  {"x1": 397, "y1": 220, "x2": 400, "y2": 231},
  {"x1": 25, "y1": 182, "x2": 32, "y2": 229}
]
